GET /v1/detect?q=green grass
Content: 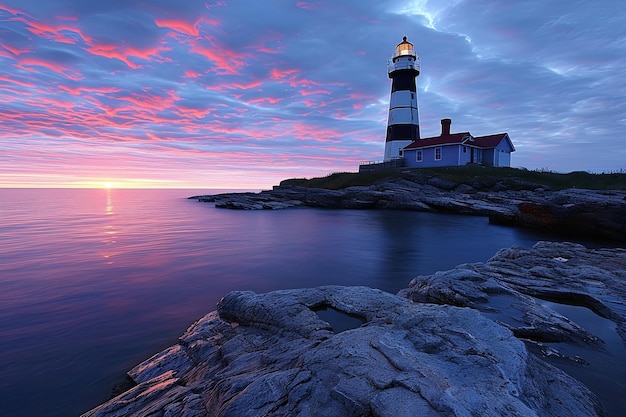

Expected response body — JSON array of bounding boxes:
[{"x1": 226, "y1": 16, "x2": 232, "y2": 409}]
[
  {"x1": 279, "y1": 166, "x2": 626, "y2": 191},
  {"x1": 280, "y1": 170, "x2": 401, "y2": 189}
]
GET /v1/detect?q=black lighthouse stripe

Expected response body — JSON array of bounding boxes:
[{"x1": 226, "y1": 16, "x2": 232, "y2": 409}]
[
  {"x1": 390, "y1": 70, "x2": 418, "y2": 92},
  {"x1": 386, "y1": 124, "x2": 420, "y2": 142}
]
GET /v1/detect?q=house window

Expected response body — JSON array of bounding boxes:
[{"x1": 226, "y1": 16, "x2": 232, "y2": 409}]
[
  {"x1": 463, "y1": 146, "x2": 467, "y2": 153},
  {"x1": 399, "y1": 149, "x2": 403, "y2": 157},
  {"x1": 416, "y1": 150, "x2": 423, "y2": 162},
  {"x1": 435, "y1": 147, "x2": 442, "y2": 160}
]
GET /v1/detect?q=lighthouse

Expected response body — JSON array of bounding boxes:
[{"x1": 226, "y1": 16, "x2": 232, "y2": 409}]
[{"x1": 384, "y1": 36, "x2": 421, "y2": 161}]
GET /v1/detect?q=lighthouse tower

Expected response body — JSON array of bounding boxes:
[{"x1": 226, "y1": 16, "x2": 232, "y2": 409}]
[{"x1": 384, "y1": 36, "x2": 421, "y2": 161}]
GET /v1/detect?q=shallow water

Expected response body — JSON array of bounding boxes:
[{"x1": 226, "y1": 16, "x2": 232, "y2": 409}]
[
  {"x1": 538, "y1": 301, "x2": 625, "y2": 417},
  {"x1": 0, "y1": 188, "x2": 622, "y2": 416}
]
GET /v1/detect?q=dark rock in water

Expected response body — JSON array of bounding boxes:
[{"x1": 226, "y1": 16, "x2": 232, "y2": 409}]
[
  {"x1": 82, "y1": 286, "x2": 607, "y2": 417},
  {"x1": 513, "y1": 200, "x2": 626, "y2": 241}
]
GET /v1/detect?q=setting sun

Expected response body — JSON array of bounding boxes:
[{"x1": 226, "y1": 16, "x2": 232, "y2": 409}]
[{"x1": 103, "y1": 182, "x2": 114, "y2": 189}]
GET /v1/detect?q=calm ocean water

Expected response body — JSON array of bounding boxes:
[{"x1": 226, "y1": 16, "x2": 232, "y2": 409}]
[{"x1": 0, "y1": 188, "x2": 622, "y2": 416}]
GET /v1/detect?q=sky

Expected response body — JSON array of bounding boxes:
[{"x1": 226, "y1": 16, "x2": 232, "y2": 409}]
[{"x1": 1, "y1": 0, "x2": 625, "y2": 189}]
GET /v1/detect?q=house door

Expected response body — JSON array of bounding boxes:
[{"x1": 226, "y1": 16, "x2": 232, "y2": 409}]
[{"x1": 470, "y1": 148, "x2": 475, "y2": 163}]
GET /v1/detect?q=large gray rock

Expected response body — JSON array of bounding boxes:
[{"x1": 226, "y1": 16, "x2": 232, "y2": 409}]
[
  {"x1": 82, "y1": 286, "x2": 607, "y2": 417},
  {"x1": 400, "y1": 242, "x2": 626, "y2": 346}
]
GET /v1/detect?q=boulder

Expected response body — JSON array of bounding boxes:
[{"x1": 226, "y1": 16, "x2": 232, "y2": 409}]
[{"x1": 82, "y1": 286, "x2": 607, "y2": 417}]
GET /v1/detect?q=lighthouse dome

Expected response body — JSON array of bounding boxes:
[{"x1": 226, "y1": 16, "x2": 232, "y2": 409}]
[{"x1": 394, "y1": 36, "x2": 416, "y2": 59}]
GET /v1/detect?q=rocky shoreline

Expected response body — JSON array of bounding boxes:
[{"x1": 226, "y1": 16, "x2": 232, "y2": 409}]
[
  {"x1": 83, "y1": 242, "x2": 625, "y2": 417},
  {"x1": 190, "y1": 173, "x2": 626, "y2": 242}
]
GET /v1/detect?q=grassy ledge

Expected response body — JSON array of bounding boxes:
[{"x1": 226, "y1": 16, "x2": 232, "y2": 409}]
[{"x1": 279, "y1": 166, "x2": 626, "y2": 191}]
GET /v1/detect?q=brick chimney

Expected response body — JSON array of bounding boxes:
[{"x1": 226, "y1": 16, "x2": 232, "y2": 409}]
[{"x1": 441, "y1": 118, "x2": 451, "y2": 136}]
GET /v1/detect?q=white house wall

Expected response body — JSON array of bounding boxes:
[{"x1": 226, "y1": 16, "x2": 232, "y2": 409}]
[
  {"x1": 497, "y1": 149, "x2": 511, "y2": 167},
  {"x1": 482, "y1": 149, "x2": 495, "y2": 166},
  {"x1": 484, "y1": 140, "x2": 513, "y2": 167},
  {"x1": 404, "y1": 145, "x2": 460, "y2": 168}
]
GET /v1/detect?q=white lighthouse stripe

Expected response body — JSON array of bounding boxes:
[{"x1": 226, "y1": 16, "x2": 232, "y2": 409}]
[
  {"x1": 389, "y1": 91, "x2": 418, "y2": 108},
  {"x1": 388, "y1": 108, "x2": 419, "y2": 125},
  {"x1": 388, "y1": 56, "x2": 419, "y2": 74},
  {"x1": 384, "y1": 140, "x2": 413, "y2": 160}
]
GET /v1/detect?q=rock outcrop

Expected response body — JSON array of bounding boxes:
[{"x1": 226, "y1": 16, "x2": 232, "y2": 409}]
[
  {"x1": 191, "y1": 176, "x2": 626, "y2": 241},
  {"x1": 83, "y1": 285, "x2": 608, "y2": 417},
  {"x1": 399, "y1": 241, "x2": 626, "y2": 347}
]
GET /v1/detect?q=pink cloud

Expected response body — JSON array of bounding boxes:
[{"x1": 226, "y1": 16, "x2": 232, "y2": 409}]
[
  {"x1": 184, "y1": 70, "x2": 204, "y2": 78},
  {"x1": 291, "y1": 122, "x2": 342, "y2": 142},
  {"x1": 17, "y1": 56, "x2": 71, "y2": 73},
  {"x1": 57, "y1": 85, "x2": 121, "y2": 96},
  {"x1": 1, "y1": 6, "x2": 169, "y2": 70},
  {"x1": 190, "y1": 37, "x2": 249, "y2": 75},
  {"x1": 268, "y1": 68, "x2": 328, "y2": 94},
  {"x1": 155, "y1": 18, "x2": 201, "y2": 37},
  {"x1": 84, "y1": 43, "x2": 169, "y2": 69},
  {"x1": 290, "y1": 77, "x2": 322, "y2": 88},
  {"x1": 348, "y1": 93, "x2": 375, "y2": 110},
  {"x1": 246, "y1": 96, "x2": 282, "y2": 105},
  {"x1": 1, "y1": 43, "x2": 31, "y2": 57},
  {"x1": 0, "y1": 75, "x2": 36, "y2": 88},
  {"x1": 257, "y1": 46, "x2": 282, "y2": 54},
  {"x1": 202, "y1": 79, "x2": 262, "y2": 94},
  {"x1": 349, "y1": 93, "x2": 374, "y2": 100},
  {"x1": 0, "y1": 3, "x2": 24, "y2": 15},
  {"x1": 269, "y1": 68, "x2": 299, "y2": 80},
  {"x1": 8, "y1": 15, "x2": 91, "y2": 45},
  {"x1": 300, "y1": 89, "x2": 332, "y2": 96},
  {"x1": 175, "y1": 107, "x2": 215, "y2": 119},
  {"x1": 116, "y1": 90, "x2": 179, "y2": 111},
  {"x1": 155, "y1": 16, "x2": 221, "y2": 38},
  {"x1": 230, "y1": 81, "x2": 262, "y2": 90}
]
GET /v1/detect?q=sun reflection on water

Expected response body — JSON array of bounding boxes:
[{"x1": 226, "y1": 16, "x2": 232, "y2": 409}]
[
  {"x1": 106, "y1": 189, "x2": 114, "y2": 216},
  {"x1": 102, "y1": 188, "x2": 118, "y2": 264}
]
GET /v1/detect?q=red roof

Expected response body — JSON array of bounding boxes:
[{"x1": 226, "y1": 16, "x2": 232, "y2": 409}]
[
  {"x1": 403, "y1": 132, "x2": 513, "y2": 151},
  {"x1": 472, "y1": 133, "x2": 510, "y2": 149},
  {"x1": 403, "y1": 132, "x2": 471, "y2": 149}
]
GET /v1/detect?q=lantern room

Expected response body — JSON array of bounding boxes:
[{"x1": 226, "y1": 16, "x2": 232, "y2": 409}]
[{"x1": 393, "y1": 36, "x2": 416, "y2": 60}]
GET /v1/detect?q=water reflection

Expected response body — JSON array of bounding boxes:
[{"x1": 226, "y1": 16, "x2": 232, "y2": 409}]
[
  {"x1": 102, "y1": 189, "x2": 117, "y2": 264},
  {"x1": 536, "y1": 301, "x2": 625, "y2": 417},
  {"x1": 106, "y1": 188, "x2": 114, "y2": 216}
]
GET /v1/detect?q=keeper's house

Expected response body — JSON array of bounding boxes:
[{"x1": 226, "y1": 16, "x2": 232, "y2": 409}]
[{"x1": 401, "y1": 118, "x2": 515, "y2": 169}]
